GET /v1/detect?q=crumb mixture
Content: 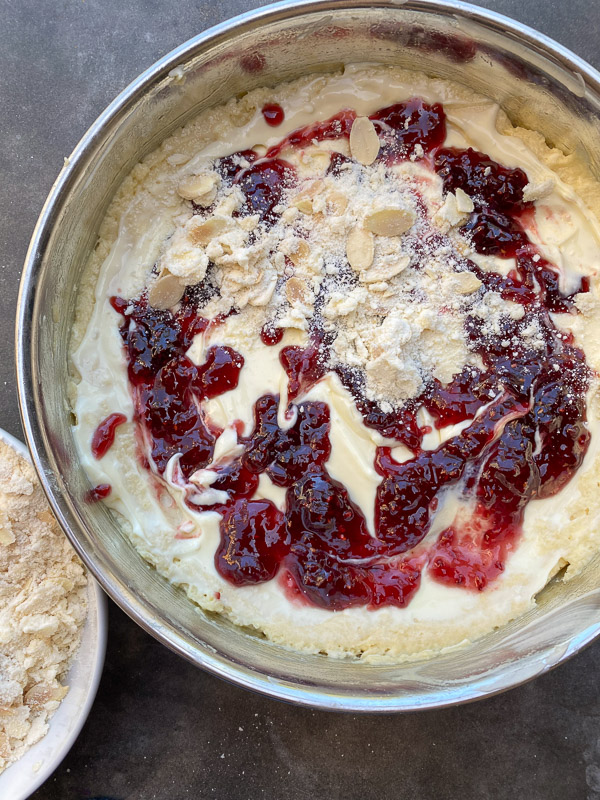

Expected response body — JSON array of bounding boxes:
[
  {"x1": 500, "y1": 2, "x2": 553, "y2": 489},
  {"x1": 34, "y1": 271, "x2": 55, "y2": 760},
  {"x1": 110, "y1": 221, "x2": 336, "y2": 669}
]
[
  {"x1": 0, "y1": 440, "x2": 87, "y2": 774},
  {"x1": 155, "y1": 134, "x2": 504, "y2": 407}
]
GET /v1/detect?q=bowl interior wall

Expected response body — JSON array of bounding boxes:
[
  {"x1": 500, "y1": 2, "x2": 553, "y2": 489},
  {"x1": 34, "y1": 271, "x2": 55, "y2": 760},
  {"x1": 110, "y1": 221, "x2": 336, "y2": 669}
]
[{"x1": 22, "y1": 2, "x2": 600, "y2": 708}]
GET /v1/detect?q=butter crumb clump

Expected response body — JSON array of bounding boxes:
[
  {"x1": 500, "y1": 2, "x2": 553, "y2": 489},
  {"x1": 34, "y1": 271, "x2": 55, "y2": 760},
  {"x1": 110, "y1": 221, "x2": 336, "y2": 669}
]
[
  {"x1": 0, "y1": 441, "x2": 87, "y2": 774},
  {"x1": 152, "y1": 144, "x2": 538, "y2": 408}
]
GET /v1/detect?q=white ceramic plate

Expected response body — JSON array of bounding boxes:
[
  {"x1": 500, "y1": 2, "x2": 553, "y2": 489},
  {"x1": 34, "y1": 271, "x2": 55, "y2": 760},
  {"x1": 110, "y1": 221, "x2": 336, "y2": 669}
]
[{"x1": 0, "y1": 428, "x2": 107, "y2": 800}]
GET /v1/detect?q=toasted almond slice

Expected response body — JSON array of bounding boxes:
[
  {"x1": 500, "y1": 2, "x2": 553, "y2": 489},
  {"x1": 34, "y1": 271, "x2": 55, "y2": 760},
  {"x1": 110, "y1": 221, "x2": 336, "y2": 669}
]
[
  {"x1": 346, "y1": 227, "x2": 374, "y2": 270},
  {"x1": 452, "y1": 271, "x2": 482, "y2": 295},
  {"x1": 454, "y1": 188, "x2": 474, "y2": 213},
  {"x1": 364, "y1": 208, "x2": 415, "y2": 236},
  {"x1": 285, "y1": 276, "x2": 309, "y2": 304},
  {"x1": 293, "y1": 197, "x2": 314, "y2": 214},
  {"x1": 349, "y1": 116, "x2": 380, "y2": 166},
  {"x1": 177, "y1": 173, "x2": 218, "y2": 203},
  {"x1": 189, "y1": 216, "x2": 231, "y2": 247},
  {"x1": 25, "y1": 683, "x2": 68, "y2": 710},
  {"x1": 288, "y1": 239, "x2": 311, "y2": 266},
  {"x1": 292, "y1": 181, "x2": 324, "y2": 215},
  {"x1": 148, "y1": 272, "x2": 185, "y2": 310},
  {"x1": 327, "y1": 190, "x2": 349, "y2": 214},
  {"x1": 359, "y1": 254, "x2": 410, "y2": 283}
]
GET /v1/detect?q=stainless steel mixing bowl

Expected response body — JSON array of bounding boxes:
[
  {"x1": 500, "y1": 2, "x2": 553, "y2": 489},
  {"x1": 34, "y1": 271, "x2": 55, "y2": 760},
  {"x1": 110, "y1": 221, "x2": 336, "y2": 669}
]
[{"x1": 16, "y1": 0, "x2": 600, "y2": 711}]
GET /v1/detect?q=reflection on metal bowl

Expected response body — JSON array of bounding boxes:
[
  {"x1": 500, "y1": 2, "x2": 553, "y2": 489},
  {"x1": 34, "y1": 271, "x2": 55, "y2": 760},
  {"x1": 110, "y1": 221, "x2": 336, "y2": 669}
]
[{"x1": 16, "y1": 0, "x2": 600, "y2": 711}]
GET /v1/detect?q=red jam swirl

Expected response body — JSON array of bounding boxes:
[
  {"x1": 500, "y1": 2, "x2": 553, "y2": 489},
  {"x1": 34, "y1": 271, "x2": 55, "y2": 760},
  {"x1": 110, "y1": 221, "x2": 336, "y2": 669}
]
[{"x1": 105, "y1": 97, "x2": 592, "y2": 611}]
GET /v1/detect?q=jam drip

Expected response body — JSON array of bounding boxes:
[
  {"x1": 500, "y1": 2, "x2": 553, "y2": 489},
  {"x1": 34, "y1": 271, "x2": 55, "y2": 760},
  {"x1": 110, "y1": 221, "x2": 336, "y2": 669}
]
[
  {"x1": 91, "y1": 412, "x2": 127, "y2": 459},
  {"x1": 106, "y1": 96, "x2": 593, "y2": 610},
  {"x1": 261, "y1": 103, "x2": 285, "y2": 127},
  {"x1": 87, "y1": 483, "x2": 112, "y2": 502}
]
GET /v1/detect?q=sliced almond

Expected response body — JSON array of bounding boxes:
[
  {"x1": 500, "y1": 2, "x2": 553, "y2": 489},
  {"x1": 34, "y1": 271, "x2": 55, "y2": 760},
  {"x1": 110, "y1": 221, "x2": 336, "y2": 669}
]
[
  {"x1": 288, "y1": 239, "x2": 311, "y2": 266},
  {"x1": 359, "y1": 254, "x2": 410, "y2": 284},
  {"x1": 25, "y1": 683, "x2": 68, "y2": 710},
  {"x1": 327, "y1": 190, "x2": 348, "y2": 214},
  {"x1": 454, "y1": 187, "x2": 474, "y2": 213},
  {"x1": 364, "y1": 208, "x2": 415, "y2": 237},
  {"x1": 292, "y1": 181, "x2": 323, "y2": 215},
  {"x1": 148, "y1": 272, "x2": 185, "y2": 310},
  {"x1": 189, "y1": 216, "x2": 231, "y2": 247},
  {"x1": 293, "y1": 196, "x2": 314, "y2": 214},
  {"x1": 522, "y1": 177, "x2": 555, "y2": 203},
  {"x1": 349, "y1": 116, "x2": 380, "y2": 166},
  {"x1": 285, "y1": 276, "x2": 309, "y2": 304},
  {"x1": 177, "y1": 173, "x2": 218, "y2": 205},
  {"x1": 0, "y1": 526, "x2": 15, "y2": 545},
  {"x1": 451, "y1": 271, "x2": 482, "y2": 295},
  {"x1": 346, "y1": 227, "x2": 374, "y2": 270}
]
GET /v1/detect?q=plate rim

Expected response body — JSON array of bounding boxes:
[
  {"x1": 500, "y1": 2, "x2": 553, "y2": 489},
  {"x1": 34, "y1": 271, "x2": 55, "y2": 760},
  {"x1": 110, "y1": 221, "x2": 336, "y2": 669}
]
[{"x1": 0, "y1": 428, "x2": 107, "y2": 799}]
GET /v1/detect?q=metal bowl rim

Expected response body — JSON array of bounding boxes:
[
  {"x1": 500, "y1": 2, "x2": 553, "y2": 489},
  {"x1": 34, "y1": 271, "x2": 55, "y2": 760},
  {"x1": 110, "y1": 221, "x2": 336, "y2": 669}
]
[{"x1": 15, "y1": 0, "x2": 600, "y2": 712}]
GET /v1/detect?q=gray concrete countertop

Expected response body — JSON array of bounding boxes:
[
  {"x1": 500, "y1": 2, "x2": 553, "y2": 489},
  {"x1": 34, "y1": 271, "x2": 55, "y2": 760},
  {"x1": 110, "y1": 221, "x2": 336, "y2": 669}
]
[{"x1": 2, "y1": 1, "x2": 600, "y2": 798}]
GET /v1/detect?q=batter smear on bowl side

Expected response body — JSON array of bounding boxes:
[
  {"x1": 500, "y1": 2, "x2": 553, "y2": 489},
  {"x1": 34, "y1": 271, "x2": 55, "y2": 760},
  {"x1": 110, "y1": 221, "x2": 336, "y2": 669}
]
[{"x1": 70, "y1": 66, "x2": 600, "y2": 660}]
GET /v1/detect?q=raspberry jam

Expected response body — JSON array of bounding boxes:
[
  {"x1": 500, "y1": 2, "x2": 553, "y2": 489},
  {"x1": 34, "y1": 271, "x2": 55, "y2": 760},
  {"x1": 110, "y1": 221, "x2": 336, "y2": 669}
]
[
  {"x1": 104, "y1": 97, "x2": 593, "y2": 612},
  {"x1": 109, "y1": 294, "x2": 242, "y2": 478},
  {"x1": 91, "y1": 412, "x2": 127, "y2": 459},
  {"x1": 266, "y1": 100, "x2": 445, "y2": 164},
  {"x1": 370, "y1": 98, "x2": 446, "y2": 162},
  {"x1": 234, "y1": 158, "x2": 297, "y2": 226},
  {"x1": 260, "y1": 324, "x2": 284, "y2": 346},
  {"x1": 262, "y1": 103, "x2": 285, "y2": 127},
  {"x1": 434, "y1": 147, "x2": 530, "y2": 214},
  {"x1": 86, "y1": 483, "x2": 112, "y2": 502},
  {"x1": 266, "y1": 109, "x2": 357, "y2": 158}
]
